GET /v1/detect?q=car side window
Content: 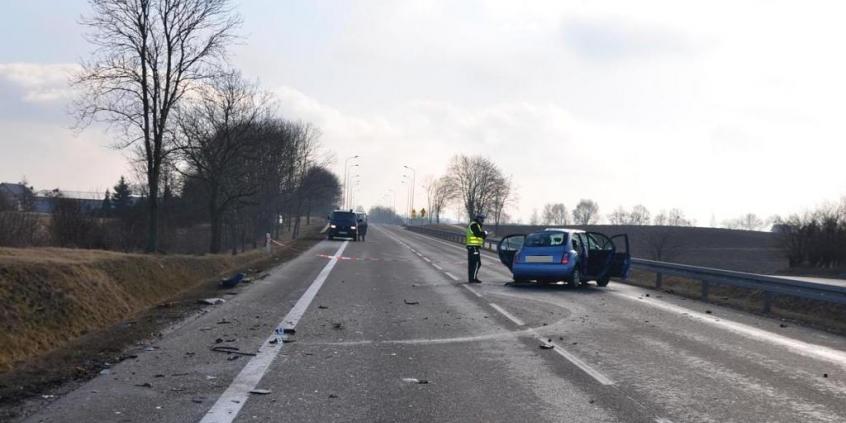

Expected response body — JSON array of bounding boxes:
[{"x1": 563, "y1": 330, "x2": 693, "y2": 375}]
[
  {"x1": 501, "y1": 236, "x2": 524, "y2": 252},
  {"x1": 587, "y1": 233, "x2": 613, "y2": 251},
  {"x1": 571, "y1": 234, "x2": 583, "y2": 253}
]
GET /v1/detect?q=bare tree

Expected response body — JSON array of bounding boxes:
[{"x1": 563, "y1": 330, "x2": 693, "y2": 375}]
[
  {"x1": 607, "y1": 206, "x2": 629, "y2": 225},
  {"x1": 446, "y1": 154, "x2": 505, "y2": 221},
  {"x1": 654, "y1": 208, "x2": 691, "y2": 226},
  {"x1": 175, "y1": 71, "x2": 268, "y2": 253},
  {"x1": 74, "y1": 0, "x2": 241, "y2": 252},
  {"x1": 489, "y1": 175, "x2": 514, "y2": 233},
  {"x1": 628, "y1": 204, "x2": 651, "y2": 225},
  {"x1": 724, "y1": 213, "x2": 765, "y2": 231},
  {"x1": 300, "y1": 166, "x2": 341, "y2": 225},
  {"x1": 572, "y1": 199, "x2": 600, "y2": 225},
  {"x1": 422, "y1": 175, "x2": 436, "y2": 224},
  {"x1": 542, "y1": 203, "x2": 568, "y2": 225},
  {"x1": 430, "y1": 176, "x2": 456, "y2": 224},
  {"x1": 529, "y1": 208, "x2": 540, "y2": 225}
]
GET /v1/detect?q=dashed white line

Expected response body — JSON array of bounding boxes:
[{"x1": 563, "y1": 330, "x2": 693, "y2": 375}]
[
  {"x1": 199, "y1": 241, "x2": 349, "y2": 423},
  {"x1": 384, "y1": 225, "x2": 616, "y2": 388},
  {"x1": 655, "y1": 418, "x2": 675, "y2": 423},
  {"x1": 489, "y1": 303, "x2": 525, "y2": 326},
  {"x1": 432, "y1": 263, "x2": 443, "y2": 270},
  {"x1": 422, "y1": 257, "x2": 431, "y2": 262},
  {"x1": 462, "y1": 284, "x2": 483, "y2": 298}
]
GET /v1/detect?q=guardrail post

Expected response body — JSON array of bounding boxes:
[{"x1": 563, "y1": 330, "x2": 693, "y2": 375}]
[
  {"x1": 655, "y1": 272, "x2": 663, "y2": 289},
  {"x1": 701, "y1": 280, "x2": 710, "y2": 301},
  {"x1": 762, "y1": 291, "x2": 772, "y2": 314}
]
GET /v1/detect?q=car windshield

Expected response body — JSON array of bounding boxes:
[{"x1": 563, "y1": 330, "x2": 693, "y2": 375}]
[
  {"x1": 331, "y1": 212, "x2": 356, "y2": 223},
  {"x1": 524, "y1": 231, "x2": 568, "y2": 247}
]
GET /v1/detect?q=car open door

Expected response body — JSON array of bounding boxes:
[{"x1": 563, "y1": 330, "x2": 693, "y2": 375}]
[
  {"x1": 608, "y1": 234, "x2": 631, "y2": 278},
  {"x1": 584, "y1": 232, "x2": 615, "y2": 278},
  {"x1": 497, "y1": 235, "x2": 525, "y2": 270}
]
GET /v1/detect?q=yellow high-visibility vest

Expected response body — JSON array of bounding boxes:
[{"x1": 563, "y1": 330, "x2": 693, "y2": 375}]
[{"x1": 466, "y1": 221, "x2": 484, "y2": 246}]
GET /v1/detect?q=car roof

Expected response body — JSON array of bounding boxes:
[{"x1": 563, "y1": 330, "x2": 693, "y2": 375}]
[{"x1": 542, "y1": 228, "x2": 585, "y2": 234}]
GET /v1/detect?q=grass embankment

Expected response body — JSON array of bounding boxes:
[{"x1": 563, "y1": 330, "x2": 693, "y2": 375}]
[
  {"x1": 626, "y1": 270, "x2": 846, "y2": 335},
  {"x1": 0, "y1": 225, "x2": 321, "y2": 373},
  {"x1": 0, "y1": 249, "x2": 254, "y2": 371}
]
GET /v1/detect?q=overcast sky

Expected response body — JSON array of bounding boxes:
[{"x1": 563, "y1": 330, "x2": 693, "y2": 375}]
[{"x1": 2, "y1": 0, "x2": 845, "y2": 225}]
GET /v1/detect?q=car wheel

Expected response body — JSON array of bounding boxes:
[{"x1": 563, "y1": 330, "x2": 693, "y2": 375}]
[
  {"x1": 569, "y1": 268, "x2": 581, "y2": 288},
  {"x1": 597, "y1": 276, "x2": 610, "y2": 287}
]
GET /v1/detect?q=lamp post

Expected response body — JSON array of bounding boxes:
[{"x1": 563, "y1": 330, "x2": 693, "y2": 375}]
[
  {"x1": 343, "y1": 155, "x2": 359, "y2": 209},
  {"x1": 403, "y1": 165, "x2": 416, "y2": 221}
]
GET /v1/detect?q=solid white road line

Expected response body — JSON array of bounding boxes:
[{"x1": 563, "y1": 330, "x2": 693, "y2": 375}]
[
  {"x1": 199, "y1": 241, "x2": 349, "y2": 423},
  {"x1": 536, "y1": 334, "x2": 615, "y2": 386},
  {"x1": 489, "y1": 302, "x2": 526, "y2": 326},
  {"x1": 610, "y1": 289, "x2": 846, "y2": 369}
]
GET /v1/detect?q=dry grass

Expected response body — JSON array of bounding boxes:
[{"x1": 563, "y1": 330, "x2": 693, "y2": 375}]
[
  {"x1": 0, "y1": 224, "x2": 322, "y2": 373},
  {"x1": 625, "y1": 270, "x2": 846, "y2": 335}
]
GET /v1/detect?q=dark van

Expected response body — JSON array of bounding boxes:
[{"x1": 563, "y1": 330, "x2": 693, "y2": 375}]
[{"x1": 328, "y1": 210, "x2": 359, "y2": 241}]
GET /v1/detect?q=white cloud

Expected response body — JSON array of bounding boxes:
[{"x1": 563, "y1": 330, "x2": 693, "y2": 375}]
[{"x1": 0, "y1": 62, "x2": 79, "y2": 103}]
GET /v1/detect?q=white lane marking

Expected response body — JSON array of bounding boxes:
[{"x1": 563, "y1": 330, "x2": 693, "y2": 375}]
[
  {"x1": 462, "y1": 284, "x2": 483, "y2": 298},
  {"x1": 422, "y1": 257, "x2": 431, "y2": 263},
  {"x1": 199, "y1": 241, "x2": 349, "y2": 423},
  {"x1": 384, "y1": 227, "x2": 617, "y2": 387},
  {"x1": 444, "y1": 272, "x2": 459, "y2": 281},
  {"x1": 655, "y1": 418, "x2": 675, "y2": 423},
  {"x1": 489, "y1": 303, "x2": 525, "y2": 326},
  {"x1": 306, "y1": 329, "x2": 537, "y2": 346},
  {"x1": 610, "y1": 289, "x2": 846, "y2": 369},
  {"x1": 534, "y1": 334, "x2": 615, "y2": 386},
  {"x1": 432, "y1": 263, "x2": 443, "y2": 270}
]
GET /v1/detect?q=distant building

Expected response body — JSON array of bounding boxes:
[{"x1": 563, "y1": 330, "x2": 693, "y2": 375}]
[
  {"x1": 33, "y1": 190, "x2": 107, "y2": 214},
  {"x1": 0, "y1": 182, "x2": 34, "y2": 211}
]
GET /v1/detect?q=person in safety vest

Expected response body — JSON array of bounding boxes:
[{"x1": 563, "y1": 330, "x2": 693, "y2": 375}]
[{"x1": 466, "y1": 214, "x2": 488, "y2": 283}]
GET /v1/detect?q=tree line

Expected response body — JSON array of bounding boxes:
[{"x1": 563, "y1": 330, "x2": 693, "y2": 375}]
[
  {"x1": 60, "y1": 0, "x2": 340, "y2": 254},
  {"x1": 775, "y1": 200, "x2": 846, "y2": 269}
]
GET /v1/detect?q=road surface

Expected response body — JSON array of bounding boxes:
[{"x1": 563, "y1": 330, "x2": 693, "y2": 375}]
[{"x1": 22, "y1": 225, "x2": 846, "y2": 422}]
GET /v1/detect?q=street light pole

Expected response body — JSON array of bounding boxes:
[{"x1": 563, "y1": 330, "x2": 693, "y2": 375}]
[
  {"x1": 404, "y1": 165, "x2": 416, "y2": 221},
  {"x1": 343, "y1": 155, "x2": 359, "y2": 209}
]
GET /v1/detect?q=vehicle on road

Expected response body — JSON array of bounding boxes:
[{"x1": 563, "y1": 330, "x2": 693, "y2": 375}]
[
  {"x1": 496, "y1": 228, "x2": 630, "y2": 287},
  {"x1": 327, "y1": 210, "x2": 359, "y2": 241},
  {"x1": 355, "y1": 212, "x2": 368, "y2": 241}
]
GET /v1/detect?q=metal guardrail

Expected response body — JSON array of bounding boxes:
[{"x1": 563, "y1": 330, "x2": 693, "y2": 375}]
[{"x1": 404, "y1": 225, "x2": 846, "y2": 312}]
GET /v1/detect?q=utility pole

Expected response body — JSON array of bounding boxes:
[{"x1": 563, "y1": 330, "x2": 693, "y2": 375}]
[{"x1": 342, "y1": 155, "x2": 359, "y2": 209}]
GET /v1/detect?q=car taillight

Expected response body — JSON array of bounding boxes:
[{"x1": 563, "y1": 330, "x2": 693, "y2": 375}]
[{"x1": 560, "y1": 254, "x2": 570, "y2": 265}]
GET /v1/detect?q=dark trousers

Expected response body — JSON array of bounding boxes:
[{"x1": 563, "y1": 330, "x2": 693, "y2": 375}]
[{"x1": 467, "y1": 246, "x2": 481, "y2": 282}]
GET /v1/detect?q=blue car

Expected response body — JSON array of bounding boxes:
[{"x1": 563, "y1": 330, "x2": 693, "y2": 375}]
[{"x1": 496, "y1": 229, "x2": 631, "y2": 287}]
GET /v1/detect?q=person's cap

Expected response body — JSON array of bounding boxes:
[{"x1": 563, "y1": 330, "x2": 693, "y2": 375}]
[{"x1": 475, "y1": 214, "x2": 486, "y2": 221}]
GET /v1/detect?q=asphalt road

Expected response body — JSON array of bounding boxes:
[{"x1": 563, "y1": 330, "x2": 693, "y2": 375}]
[{"x1": 22, "y1": 225, "x2": 846, "y2": 423}]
